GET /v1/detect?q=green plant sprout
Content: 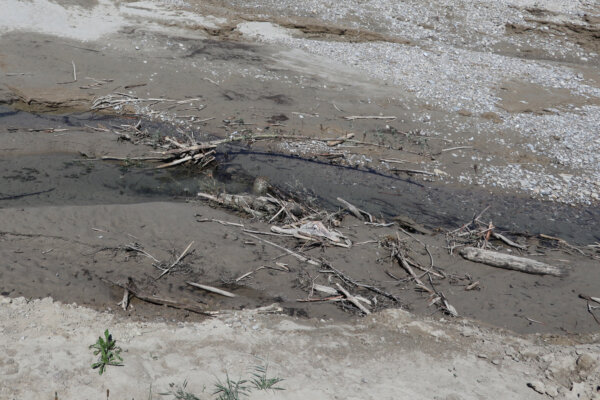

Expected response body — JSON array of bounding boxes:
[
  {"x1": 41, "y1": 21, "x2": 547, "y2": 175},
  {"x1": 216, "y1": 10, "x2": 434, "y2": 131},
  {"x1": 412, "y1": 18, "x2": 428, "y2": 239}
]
[{"x1": 89, "y1": 329, "x2": 123, "y2": 375}]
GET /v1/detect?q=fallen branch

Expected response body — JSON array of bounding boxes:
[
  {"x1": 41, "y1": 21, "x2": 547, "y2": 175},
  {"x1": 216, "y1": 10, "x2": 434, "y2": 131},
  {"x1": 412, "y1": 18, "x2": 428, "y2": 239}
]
[
  {"x1": 335, "y1": 283, "x2": 370, "y2": 314},
  {"x1": 337, "y1": 197, "x2": 372, "y2": 222},
  {"x1": 321, "y1": 262, "x2": 402, "y2": 303},
  {"x1": 107, "y1": 278, "x2": 211, "y2": 316},
  {"x1": 186, "y1": 281, "x2": 236, "y2": 298},
  {"x1": 459, "y1": 247, "x2": 566, "y2": 276},
  {"x1": 243, "y1": 232, "x2": 320, "y2": 266}
]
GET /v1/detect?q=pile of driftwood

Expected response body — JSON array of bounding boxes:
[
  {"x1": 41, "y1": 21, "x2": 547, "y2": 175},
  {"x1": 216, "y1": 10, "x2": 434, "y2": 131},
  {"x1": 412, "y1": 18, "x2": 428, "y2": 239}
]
[
  {"x1": 445, "y1": 207, "x2": 567, "y2": 277},
  {"x1": 102, "y1": 135, "x2": 216, "y2": 169}
]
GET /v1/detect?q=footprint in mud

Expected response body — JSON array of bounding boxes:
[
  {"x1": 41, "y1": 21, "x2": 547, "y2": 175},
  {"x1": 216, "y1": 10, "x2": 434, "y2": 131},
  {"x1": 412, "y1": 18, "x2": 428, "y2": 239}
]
[{"x1": 3, "y1": 167, "x2": 42, "y2": 182}]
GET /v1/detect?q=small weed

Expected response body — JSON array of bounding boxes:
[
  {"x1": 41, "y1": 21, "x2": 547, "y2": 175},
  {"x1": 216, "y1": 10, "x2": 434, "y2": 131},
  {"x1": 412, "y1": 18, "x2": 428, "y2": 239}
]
[
  {"x1": 213, "y1": 373, "x2": 250, "y2": 400},
  {"x1": 159, "y1": 380, "x2": 201, "y2": 400},
  {"x1": 250, "y1": 363, "x2": 285, "y2": 391},
  {"x1": 89, "y1": 329, "x2": 123, "y2": 375}
]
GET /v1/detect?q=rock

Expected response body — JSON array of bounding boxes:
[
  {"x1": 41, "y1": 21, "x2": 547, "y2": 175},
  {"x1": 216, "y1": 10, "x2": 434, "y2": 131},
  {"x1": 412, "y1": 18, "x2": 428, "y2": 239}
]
[
  {"x1": 252, "y1": 176, "x2": 270, "y2": 195},
  {"x1": 545, "y1": 385, "x2": 559, "y2": 398},
  {"x1": 527, "y1": 381, "x2": 546, "y2": 394},
  {"x1": 480, "y1": 111, "x2": 503, "y2": 124},
  {"x1": 576, "y1": 353, "x2": 596, "y2": 373}
]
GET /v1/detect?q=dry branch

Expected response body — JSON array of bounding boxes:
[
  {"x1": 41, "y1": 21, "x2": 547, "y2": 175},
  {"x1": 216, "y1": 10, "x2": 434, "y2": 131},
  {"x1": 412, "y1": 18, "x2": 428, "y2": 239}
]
[
  {"x1": 335, "y1": 283, "x2": 371, "y2": 314},
  {"x1": 187, "y1": 282, "x2": 236, "y2": 298},
  {"x1": 107, "y1": 278, "x2": 211, "y2": 316},
  {"x1": 243, "y1": 232, "x2": 320, "y2": 266}
]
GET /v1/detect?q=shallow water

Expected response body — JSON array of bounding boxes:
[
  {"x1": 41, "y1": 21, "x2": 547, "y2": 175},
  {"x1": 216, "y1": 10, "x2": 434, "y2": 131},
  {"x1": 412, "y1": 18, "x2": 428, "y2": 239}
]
[
  {"x1": 222, "y1": 148, "x2": 600, "y2": 244},
  {"x1": 1, "y1": 107, "x2": 599, "y2": 244}
]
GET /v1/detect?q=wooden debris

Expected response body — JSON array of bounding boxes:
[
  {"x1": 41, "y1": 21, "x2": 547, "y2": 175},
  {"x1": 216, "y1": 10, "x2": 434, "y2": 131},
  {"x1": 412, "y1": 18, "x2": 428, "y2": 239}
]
[
  {"x1": 337, "y1": 197, "x2": 373, "y2": 222},
  {"x1": 391, "y1": 168, "x2": 435, "y2": 176},
  {"x1": 392, "y1": 215, "x2": 432, "y2": 235},
  {"x1": 297, "y1": 295, "x2": 343, "y2": 302},
  {"x1": 198, "y1": 192, "x2": 304, "y2": 222},
  {"x1": 321, "y1": 262, "x2": 402, "y2": 303},
  {"x1": 579, "y1": 294, "x2": 600, "y2": 304},
  {"x1": 312, "y1": 284, "x2": 339, "y2": 296},
  {"x1": 492, "y1": 232, "x2": 527, "y2": 250},
  {"x1": 335, "y1": 283, "x2": 370, "y2": 314},
  {"x1": 459, "y1": 247, "x2": 566, "y2": 276},
  {"x1": 326, "y1": 133, "x2": 354, "y2": 146},
  {"x1": 271, "y1": 221, "x2": 351, "y2": 248},
  {"x1": 343, "y1": 115, "x2": 396, "y2": 121},
  {"x1": 243, "y1": 232, "x2": 320, "y2": 266},
  {"x1": 465, "y1": 281, "x2": 480, "y2": 291},
  {"x1": 107, "y1": 278, "x2": 211, "y2": 316},
  {"x1": 156, "y1": 241, "x2": 194, "y2": 279},
  {"x1": 186, "y1": 281, "x2": 236, "y2": 298},
  {"x1": 117, "y1": 288, "x2": 130, "y2": 311}
]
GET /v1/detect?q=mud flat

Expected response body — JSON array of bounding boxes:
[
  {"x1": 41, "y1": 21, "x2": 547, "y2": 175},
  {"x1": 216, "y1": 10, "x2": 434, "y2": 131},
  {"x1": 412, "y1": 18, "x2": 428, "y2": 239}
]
[{"x1": 1, "y1": 0, "x2": 600, "y2": 398}]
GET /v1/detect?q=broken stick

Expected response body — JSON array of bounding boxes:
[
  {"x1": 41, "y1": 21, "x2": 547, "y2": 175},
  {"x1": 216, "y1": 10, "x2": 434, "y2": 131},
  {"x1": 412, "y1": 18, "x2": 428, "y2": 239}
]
[
  {"x1": 186, "y1": 281, "x2": 236, "y2": 298},
  {"x1": 335, "y1": 283, "x2": 370, "y2": 315}
]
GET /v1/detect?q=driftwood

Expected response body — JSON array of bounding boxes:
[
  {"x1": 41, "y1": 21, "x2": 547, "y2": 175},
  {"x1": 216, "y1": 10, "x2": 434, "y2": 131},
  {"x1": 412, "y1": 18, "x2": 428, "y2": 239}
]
[
  {"x1": 335, "y1": 283, "x2": 370, "y2": 314},
  {"x1": 271, "y1": 221, "x2": 352, "y2": 248},
  {"x1": 337, "y1": 197, "x2": 373, "y2": 222},
  {"x1": 459, "y1": 247, "x2": 566, "y2": 276},
  {"x1": 186, "y1": 281, "x2": 236, "y2": 298},
  {"x1": 198, "y1": 192, "x2": 303, "y2": 221},
  {"x1": 108, "y1": 278, "x2": 211, "y2": 316},
  {"x1": 392, "y1": 215, "x2": 432, "y2": 235}
]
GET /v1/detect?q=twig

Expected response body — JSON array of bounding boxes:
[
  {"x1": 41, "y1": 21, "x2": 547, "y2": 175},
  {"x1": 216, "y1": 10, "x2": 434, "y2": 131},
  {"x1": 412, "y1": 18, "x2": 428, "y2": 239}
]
[
  {"x1": 0, "y1": 188, "x2": 55, "y2": 201},
  {"x1": 380, "y1": 158, "x2": 409, "y2": 164},
  {"x1": 187, "y1": 281, "x2": 236, "y2": 298},
  {"x1": 335, "y1": 283, "x2": 370, "y2": 314},
  {"x1": 391, "y1": 168, "x2": 435, "y2": 176},
  {"x1": 297, "y1": 295, "x2": 343, "y2": 302},
  {"x1": 492, "y1": 232, "x2": 527, "y2": 250},
  {"x1": 321, "y1": 262, "x2": 402, "y2": 303},
  {"x1": 197, "y1": 218, "x2": 244, "y2": 228},
  {"x1": 156, "y1": 241, "x2": 194, "y2": 279},
  {"x1": 243, "y1": 232, "x2": 320, "y2": 266},
  {"x1": 343, "y1": 115, "x2": 396, "y2": 120},
  {"x1": 441, "y1": 146, "x2": 473, "y2": 152},
  {"x1": 124, "y1": 243, "x2": 160, "y2": 263}
]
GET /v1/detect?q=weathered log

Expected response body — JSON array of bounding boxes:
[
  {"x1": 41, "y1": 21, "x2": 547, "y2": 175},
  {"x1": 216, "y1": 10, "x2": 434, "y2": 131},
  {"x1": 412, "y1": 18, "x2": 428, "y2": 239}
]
[{"x1": 459, "y1": 247, "x2": 566, "y2": 277}]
